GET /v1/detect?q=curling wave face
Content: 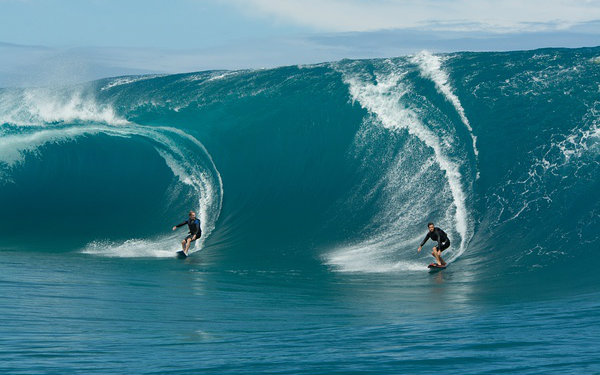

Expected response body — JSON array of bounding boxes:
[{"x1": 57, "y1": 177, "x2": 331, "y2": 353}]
[{"x1": 0, "y1": 87, "x2": 222, "y2": 257}]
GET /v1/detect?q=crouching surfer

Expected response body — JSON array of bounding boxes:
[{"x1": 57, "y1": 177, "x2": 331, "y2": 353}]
[
  {"x1": 418, "y1": 222, "x2": 450, "y2": 266},
  {"x1": 172, "y1": 210, "x2": 202, "y2": 256}
]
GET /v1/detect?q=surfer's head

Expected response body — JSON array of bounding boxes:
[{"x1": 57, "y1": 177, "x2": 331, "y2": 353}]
[
  {"x1": 189, "y1": 210, "x2": 196, "y2": 220},
  {"x1": 428, "y1": 222, "x2": 435, "y2": 232}
]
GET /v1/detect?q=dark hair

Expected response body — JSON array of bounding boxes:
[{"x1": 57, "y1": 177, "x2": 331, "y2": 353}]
[{"x1": 427, "y1": 222, "x2": 434, "y2": 227}]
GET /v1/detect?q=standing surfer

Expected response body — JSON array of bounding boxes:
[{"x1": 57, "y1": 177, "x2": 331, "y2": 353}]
[
  {"x1": 172, "y1": 210, "x2": 202, "y2": 256},
  {"x1": 418, "y1": 222, "x2": 450, "y2": 266}
]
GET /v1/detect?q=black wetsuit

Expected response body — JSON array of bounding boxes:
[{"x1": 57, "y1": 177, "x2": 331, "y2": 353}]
[
  {"x1": 176, "y1": 218, "x2": 202, "y2": 241},
  {"x1": 420, "y1": 227, "x2": 450, "y2": 251}
]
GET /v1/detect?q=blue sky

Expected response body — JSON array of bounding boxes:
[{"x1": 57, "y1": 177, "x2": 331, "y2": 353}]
[
  {"x1": 0, "y1": 0, "x2": 306, "y2": 48},
  {"x1": 1, "y1": 0, "x2": 599, "y2": 86}
]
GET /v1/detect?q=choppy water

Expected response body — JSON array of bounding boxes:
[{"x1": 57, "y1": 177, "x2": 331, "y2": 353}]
[{"x1": 1, "y1": 47, "x2": 599, "y2": 374}]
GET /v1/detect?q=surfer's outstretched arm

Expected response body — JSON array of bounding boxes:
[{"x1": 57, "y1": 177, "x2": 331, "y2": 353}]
[
  {"x1": 418, "y1": 233, "x2": 430, "y2": 252},
  {"x1": 172, "y1": 221, "x2": 187, "y2": 231}
]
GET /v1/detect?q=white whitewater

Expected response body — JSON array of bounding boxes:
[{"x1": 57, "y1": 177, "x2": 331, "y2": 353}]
[
  {"x1": 327, "y1": 60, "x2": 473, "y2": 272},
  {"x1": 412, "y1": 51, "x2": 480, "y2": 178}
]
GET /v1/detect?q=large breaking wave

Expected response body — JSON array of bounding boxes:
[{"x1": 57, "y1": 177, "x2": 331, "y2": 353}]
[{"x1": 1, "y1": 47, "x2": 598, "y2": 286}]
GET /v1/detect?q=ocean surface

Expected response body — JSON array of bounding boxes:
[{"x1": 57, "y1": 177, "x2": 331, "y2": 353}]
[{"x1": 1, "y1": 47, "x2": 599, "y2": 374}]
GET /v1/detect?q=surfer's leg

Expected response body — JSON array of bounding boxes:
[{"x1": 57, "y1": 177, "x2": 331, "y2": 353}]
[
  {"x1": 432, "y1": 247, "x2": 442, "y2": 266},
  {"x1": 439, "y1": 241, "x2": 449, "y2": 266},
  {"x1": 181, "y1": 239, "x2": 186, "y2": 250},
  {"x1": 184, "y1": 238, "x2": 192, "y2": 254}
]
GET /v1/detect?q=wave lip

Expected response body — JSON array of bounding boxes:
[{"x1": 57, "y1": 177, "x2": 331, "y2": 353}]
[
  {"x1": 0, "y1": 87, "x2": 128, "y2": 126},
  {"x1": 100, "y1": 74, "x2": 166, "y2": 91},
  {"x1": 412, "y1": 51, "x2": 479, "y2": 171}
]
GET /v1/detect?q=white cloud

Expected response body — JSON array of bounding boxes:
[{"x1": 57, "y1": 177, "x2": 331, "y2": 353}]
[{"x1": 223, "y1": 0, "x2": 600, "y2": 32}]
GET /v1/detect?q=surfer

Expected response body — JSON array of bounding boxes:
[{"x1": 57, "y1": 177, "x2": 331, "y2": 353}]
[
  {"x1": 172, "y1": 210, "x2": 202, "y2": 255},
  {"x1": 418, "y1": 222, "x2": 450, "y2": 266}
]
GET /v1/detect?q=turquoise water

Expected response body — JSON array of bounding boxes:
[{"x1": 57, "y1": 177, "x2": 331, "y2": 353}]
[{"x1": 1, "y1": 47, "x2": 600, "y2": 374}]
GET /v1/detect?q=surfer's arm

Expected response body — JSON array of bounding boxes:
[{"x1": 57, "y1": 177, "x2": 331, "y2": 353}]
[
  {"x1": 172, "y1": 221, "x2": 187, "y2": 231},
  {"x1": 418, "y1": 233, "x2": 430, "y2": 252}
]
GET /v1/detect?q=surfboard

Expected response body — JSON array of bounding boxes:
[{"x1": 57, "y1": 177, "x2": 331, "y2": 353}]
[
  {"x1": 176, "y1": 250, "x2": 188, "y2": 259},
  {"x1": 428, "y1": 263, "x2": 447, "y2": 272}
]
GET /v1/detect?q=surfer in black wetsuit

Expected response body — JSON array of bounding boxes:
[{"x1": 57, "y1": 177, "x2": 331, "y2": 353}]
[
  {"x1": 418, "y1": 222, "x2": 450, "y2": 266},
  {"x1": 172, "y1": 210, "x2": 202, "y2": 255}
]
